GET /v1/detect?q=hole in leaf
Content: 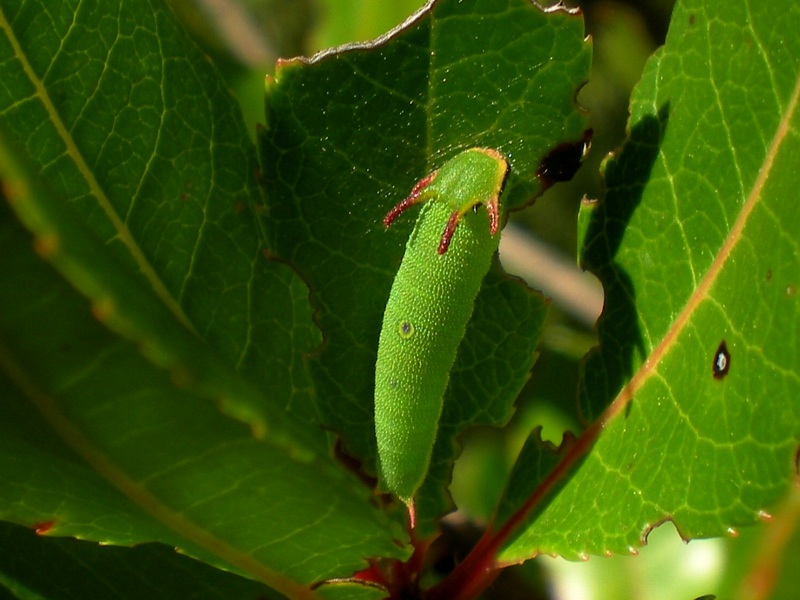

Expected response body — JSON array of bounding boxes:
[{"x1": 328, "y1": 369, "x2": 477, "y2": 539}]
[{"x1": 536, "y1": 129, "x2": 593, "y2": 189}]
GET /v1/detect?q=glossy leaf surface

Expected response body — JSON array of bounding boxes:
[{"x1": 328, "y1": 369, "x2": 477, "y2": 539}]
[
  {"x1": 259, "y1": 0, "x2": 590, "y2": 527},
  {"x1": 498, "y1": 0, "x2": 800, "y2": 561},
  {"x1": 0, "y1": 1, "x2": 403, "y2": 596}
]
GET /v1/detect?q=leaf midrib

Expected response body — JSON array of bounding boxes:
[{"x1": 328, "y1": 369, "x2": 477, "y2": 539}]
[
  {"x1": 0, "y1": 338, "x2": 321, "y2": 599},
  {"x1": 602, "y1": 70, "x2": 800, "y2": 425},
  {"x1": 0, "y1": 8, "x2": 192, "y2": 333}
]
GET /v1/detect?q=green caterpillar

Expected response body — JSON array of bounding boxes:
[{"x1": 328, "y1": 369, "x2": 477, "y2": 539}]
[{"x1": 374, "y1": 148, "x2": 509, "y2": 511}]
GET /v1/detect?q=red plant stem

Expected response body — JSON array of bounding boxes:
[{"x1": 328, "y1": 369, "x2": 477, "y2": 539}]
[
  {"x1": 425, "y1": 419, "x2": 605, "y2": 600},
  {"x1": 426, "y1": 339, "x2": 648, "y2": 600}
]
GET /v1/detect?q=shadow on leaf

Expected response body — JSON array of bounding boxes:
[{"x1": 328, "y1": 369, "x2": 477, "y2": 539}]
[{"x1": 579, "y1": 102, "x2": 670, "y2": 421}]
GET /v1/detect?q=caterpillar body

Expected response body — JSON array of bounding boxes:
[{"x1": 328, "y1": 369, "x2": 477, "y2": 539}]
[{"x1": 374, "y1": 148, "x2": 509, "y2": 507}]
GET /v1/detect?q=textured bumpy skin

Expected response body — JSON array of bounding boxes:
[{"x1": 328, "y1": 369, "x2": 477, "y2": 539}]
[{"x1": 374, "y1": 148, "x2": 509, "y2": 504}]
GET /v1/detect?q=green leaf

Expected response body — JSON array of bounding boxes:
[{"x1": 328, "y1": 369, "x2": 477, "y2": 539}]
[
  {"x1": 498, "y1": 0, "x2": 800, "y2": 561},
  {"x1": 314, "y1": 583, "x2": 390, "y2": 600},
  {"x1": 0, "y1": 0, "x2": 405, "y2": 594},
  {"x1": 258, "y1": 0, "x2": 590, "y2": 526},
  {"x1": 0, "y1": 521, "x2": 279, "y2": 599}
]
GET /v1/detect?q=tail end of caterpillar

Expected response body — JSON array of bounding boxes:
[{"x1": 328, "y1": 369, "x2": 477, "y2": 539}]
[{"x1": 376, "y1": 413, "x2": 439, "y2": 505}]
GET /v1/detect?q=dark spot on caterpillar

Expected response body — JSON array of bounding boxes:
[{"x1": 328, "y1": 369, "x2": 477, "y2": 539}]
[
  {"x1": 689, "y1": 14, "x2": 696, "y2": 26},
  {"x1": 398, "y1": 321, "x2": 414, "y2": 339},
  {"x1": 712, "y1": 341, "x2": 730, "y2": 379},
  {"x1": 536, "y1": 129, "x2": 593, "y2": 189}
]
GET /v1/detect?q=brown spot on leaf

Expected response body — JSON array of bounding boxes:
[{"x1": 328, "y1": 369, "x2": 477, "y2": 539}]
[
  {"x1": 712, "y1": 341, "x2": 730, "y2": 379},
  {"x1": 34, "y1": 520, "x2": 55, "y2": 535},
  {"x1": 794, "y1": 444, "x2": 800, "y2": 475},
  {"x1": 91, "y1": 297, "x2": 115, "y2": 322},
  {"x1": 34, "y1": 234, "x2": 59, "y2": 258}
]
